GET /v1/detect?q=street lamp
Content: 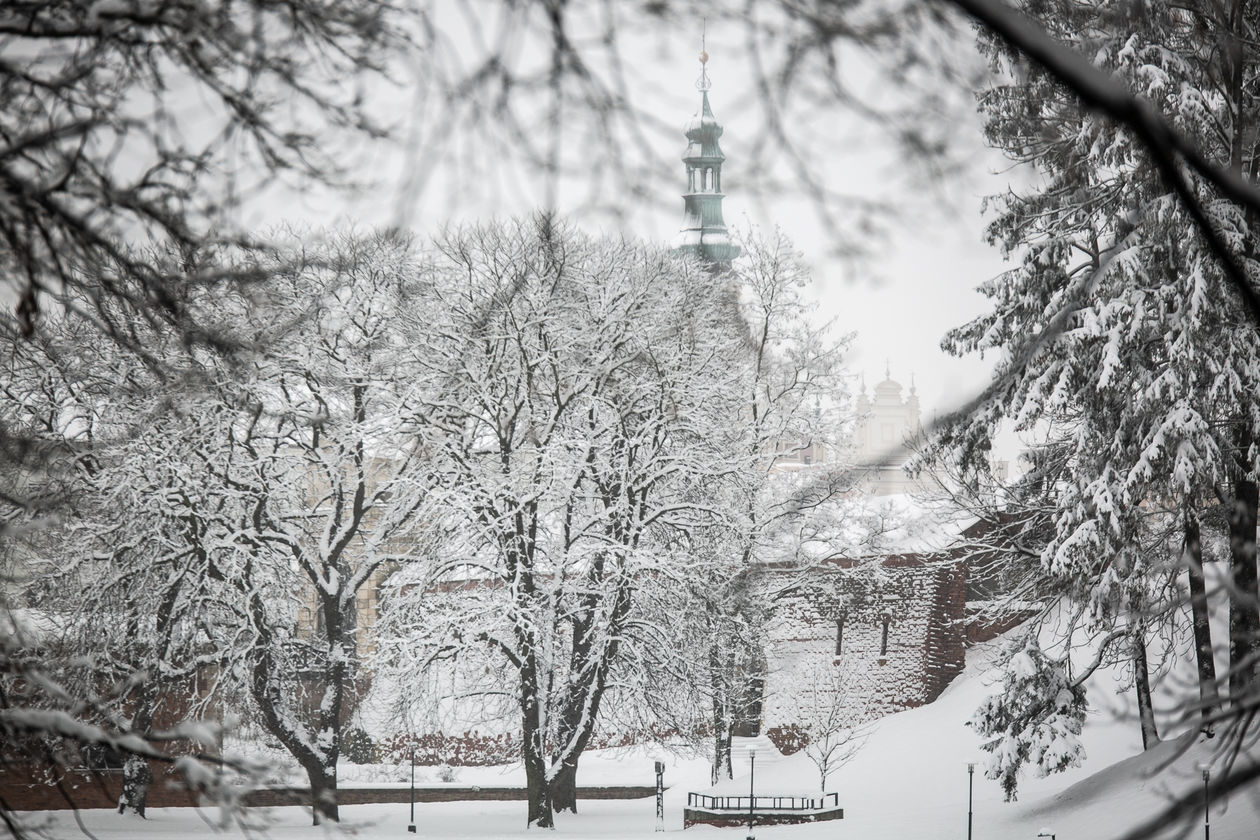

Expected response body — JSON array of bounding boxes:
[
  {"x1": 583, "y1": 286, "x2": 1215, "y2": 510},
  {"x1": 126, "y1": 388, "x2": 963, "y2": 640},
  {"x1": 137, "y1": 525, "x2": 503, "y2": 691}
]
[
  {"x1": 966, "y1": 763, "x2": 975, "y2": 840},
  {"x1": 1196, "y1": 763, "x2": 1210, "y2": 840},
  {"x1": 1037, "y1": 829, "x2": 1055, "y2": 840},
  {"x1": 747, "y1": 749, "x2": 756, "y2": 840},
  {"x1": 408, "y1": 746, "x2": 417, "y2": 834}
]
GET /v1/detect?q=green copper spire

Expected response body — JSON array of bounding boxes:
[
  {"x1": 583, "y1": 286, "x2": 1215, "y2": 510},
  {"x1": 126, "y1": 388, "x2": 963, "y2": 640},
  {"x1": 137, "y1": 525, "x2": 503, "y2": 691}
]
[{"x1": 673, "y1": 42, "x2": 739, "y2": 265}]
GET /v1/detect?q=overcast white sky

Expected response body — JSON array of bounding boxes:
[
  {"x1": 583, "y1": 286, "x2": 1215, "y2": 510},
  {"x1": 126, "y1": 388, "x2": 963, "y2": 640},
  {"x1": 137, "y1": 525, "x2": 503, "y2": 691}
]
[{"x1": 248, "y1": 17, "x2": 1016, "y2": 432}]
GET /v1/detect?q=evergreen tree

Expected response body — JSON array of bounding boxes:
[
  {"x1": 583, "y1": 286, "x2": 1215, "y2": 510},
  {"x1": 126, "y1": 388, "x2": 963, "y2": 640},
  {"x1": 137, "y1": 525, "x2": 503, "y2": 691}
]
[{"x1": 939, "y1": 0, "x2": 1260, "y2": 794}]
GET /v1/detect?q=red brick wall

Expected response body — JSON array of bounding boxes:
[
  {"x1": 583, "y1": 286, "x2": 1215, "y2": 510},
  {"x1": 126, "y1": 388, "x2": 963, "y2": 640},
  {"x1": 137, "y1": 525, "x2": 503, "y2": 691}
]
[
  {"x1": 761, "y1": 557, "x2": 969, "y2": 728},
  {"x1": 0, "y1": 767, "x2": 654, "y2": 812},
  {"x1": 0, "y1": 764, "x2": 198, "y2": 811},
  {"x1": 964, "y1": 605, "x2": 1034, "y2": 645}
]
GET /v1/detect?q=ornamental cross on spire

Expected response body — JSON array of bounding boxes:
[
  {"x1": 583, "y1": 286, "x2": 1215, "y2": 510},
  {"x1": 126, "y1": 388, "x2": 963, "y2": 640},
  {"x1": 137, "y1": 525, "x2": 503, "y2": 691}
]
[{"x1": 697, "y1": 20, "x2": 711, "y2": 91}]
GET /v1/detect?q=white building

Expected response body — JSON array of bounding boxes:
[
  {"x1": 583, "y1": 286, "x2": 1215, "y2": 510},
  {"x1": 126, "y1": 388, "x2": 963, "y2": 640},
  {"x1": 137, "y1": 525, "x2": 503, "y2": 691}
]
[{"x1": 853, "y1": 367, "x2": 923, "y2": 495}]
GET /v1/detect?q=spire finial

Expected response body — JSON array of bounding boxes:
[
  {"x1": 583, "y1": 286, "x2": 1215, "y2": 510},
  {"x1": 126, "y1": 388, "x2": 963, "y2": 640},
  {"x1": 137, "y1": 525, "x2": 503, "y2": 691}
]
[
  {"x1": 696, "y1": 20, "x2": 711, "y2": 91},
  {"x1": 910, "y1": 372, "x2": 917, "y2": 394},
  {"x1": 885, "y1": 359, "x2": 891, "y2": 380}
]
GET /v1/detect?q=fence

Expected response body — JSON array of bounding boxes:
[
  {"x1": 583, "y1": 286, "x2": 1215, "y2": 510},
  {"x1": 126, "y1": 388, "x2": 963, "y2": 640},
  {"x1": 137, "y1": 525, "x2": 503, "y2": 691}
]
[{"x1": 686, "y1": 792, "x2": 839, "y2": 812}]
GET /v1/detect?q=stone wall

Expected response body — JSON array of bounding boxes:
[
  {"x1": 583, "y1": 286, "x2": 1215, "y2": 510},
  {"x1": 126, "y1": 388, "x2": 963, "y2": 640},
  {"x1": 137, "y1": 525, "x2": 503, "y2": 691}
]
[
  {"x1": 0, "y1": 763, "x2": 654, "y2": 811},
  {"x1": 760, "y1": 555, "x2": 966, "y2": 733}
]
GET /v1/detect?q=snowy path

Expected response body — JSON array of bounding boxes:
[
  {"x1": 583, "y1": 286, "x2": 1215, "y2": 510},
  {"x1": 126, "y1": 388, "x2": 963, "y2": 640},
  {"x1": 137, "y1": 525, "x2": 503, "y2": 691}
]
[{"x1": 14, "y1": 639, "x2": 1260, "y2": 838}]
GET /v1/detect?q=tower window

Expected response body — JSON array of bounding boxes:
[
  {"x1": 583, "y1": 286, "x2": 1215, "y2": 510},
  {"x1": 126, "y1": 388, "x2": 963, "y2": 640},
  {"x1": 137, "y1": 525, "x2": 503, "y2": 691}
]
[
  {"x1": 880, "y1": 615, "x2": 891, "y2": 656},
  {"x1": 834, "y1": 614, "x2": 845, "y2": 656}
]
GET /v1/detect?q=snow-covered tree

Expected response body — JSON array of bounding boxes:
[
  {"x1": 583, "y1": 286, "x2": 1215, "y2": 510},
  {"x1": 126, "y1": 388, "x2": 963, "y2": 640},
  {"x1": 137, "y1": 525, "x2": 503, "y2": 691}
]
[
  {"x1": 206, "y1": 232, "x2": 439, "y2": 822},
  {"x1": 10, "y1": 232, "x2": 440, "y2": 824},
  {"x1": 375, "y1": 217, "x2": 755, "y2": 827},
  {"x1": 971, "y1": 636, "x2": 1087, "y2": 801},
  {"x1": 582, "y1": 229, "x2": 863, "y2": 787},
  {"x1": 795, "y1": 661, "x2": 871, "y2": 792},
  {"x1": 680, "y1": 229, "x2": 858, "y2": 784},
  {"x1": 936, "y1": 0, "x2": 1260, "y2": 798},
  {"x1": 2, "y1": 2, "x2": 400, "y2": 826},
  {"x1": 0, "y1": 301, "x2": 266, "y2": 822}
]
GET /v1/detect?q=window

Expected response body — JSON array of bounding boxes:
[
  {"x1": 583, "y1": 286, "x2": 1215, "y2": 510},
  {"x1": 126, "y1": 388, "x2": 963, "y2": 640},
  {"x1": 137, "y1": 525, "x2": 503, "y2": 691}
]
[
  {"x1": 834, "y1": 614, "x2": 846, "y2": 656},
  {"x1": 880, "y1": 615, "x2": 891, "y2": 656}
]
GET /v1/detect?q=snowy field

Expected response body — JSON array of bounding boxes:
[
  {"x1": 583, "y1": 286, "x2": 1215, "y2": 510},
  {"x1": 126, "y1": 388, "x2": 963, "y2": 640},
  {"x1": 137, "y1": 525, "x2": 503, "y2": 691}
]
[{"x1": 13, "y1": 639, "x2": 1260, "y2": 839}]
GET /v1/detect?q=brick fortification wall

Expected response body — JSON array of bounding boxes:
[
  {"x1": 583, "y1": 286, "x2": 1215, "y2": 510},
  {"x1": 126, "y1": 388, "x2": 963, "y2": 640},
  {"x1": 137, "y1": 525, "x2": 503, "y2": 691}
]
[
  {"x1": 761, "y1": 556, "x2": 967, "y2": 740},
  {"x1": 0, "y1": 764, "x2": 199, "y2": 811},
  {"x1": 0, "y1": 764, "x2": 653, "y2": 811}
]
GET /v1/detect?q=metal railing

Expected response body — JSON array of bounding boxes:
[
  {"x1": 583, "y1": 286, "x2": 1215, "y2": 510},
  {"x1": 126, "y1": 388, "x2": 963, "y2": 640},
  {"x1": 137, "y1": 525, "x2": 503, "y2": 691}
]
[{"x1": 686, "y1": 792, "x2": 840, "y2": 812}]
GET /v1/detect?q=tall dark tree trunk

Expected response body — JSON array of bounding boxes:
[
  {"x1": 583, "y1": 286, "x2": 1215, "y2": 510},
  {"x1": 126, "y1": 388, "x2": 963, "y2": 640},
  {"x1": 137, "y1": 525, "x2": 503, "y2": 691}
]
[
  {"x1": 709, "y1": 644, "x2": 734, "y2": 785},
  {"x1": 1228, "y1": 457, "x2": 1259, "y2": 701},
  {"x1": 313, "y1": 595, "x2": 350, "y2": 824},
  {"x1": 549, "y1": 702, "x2": 591, "y2": 814},
  {"x1": 521, "y1": 650, "x2": 554, "y2": 828},
  {"x1": 246, "y1": 585, "x2": 343, "y2": 825},
  {"x1": 712, "y1": 700, "x2": 732, "y2": 786},
  {"x1": 550, "y1": 762, "x2": 578, "y2": 813},
  {"x1": 1184, "y1": 512, "x2": 1219, "y2": 728},
  {"x1": 514, "y1": 554, "x2": 553, "y2": 829},
  {"x1": 121, "y1": 566, "x2": 185, "y2": 817},
  {"x1": 1132, "y1": 627, "x2": 1159, "y2": 750},
  {"x1": 300, "y1": 756, "x2": 339, "y2": 824},
  {"x1": 523, "y1": 702, "x2": 553, "y2": 828},
  {"x1": 548, "y1": 565, "x2": 632, "y2": 815},
  {"x1": 120, "y1": 686, "x2": 157, "y2": 818}
]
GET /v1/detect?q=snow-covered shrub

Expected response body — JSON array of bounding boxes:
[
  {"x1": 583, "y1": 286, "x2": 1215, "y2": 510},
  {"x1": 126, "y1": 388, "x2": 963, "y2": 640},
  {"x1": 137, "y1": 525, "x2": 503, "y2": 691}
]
[
  {"x1": 342, "y1": 727, "x2": 377, "y2": 765},
  {"x1": 765, "y1": 724, "x2": 810, "y2": 755},
  {"x1": 970, "y1": 638, "x2": 1086, "y2": 800}
]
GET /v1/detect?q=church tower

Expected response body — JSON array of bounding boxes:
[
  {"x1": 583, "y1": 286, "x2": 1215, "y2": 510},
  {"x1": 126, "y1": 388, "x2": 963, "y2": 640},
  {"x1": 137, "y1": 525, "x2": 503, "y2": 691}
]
[{"x1": 672, "y1": 46, "x2": 740, "y2": 265}]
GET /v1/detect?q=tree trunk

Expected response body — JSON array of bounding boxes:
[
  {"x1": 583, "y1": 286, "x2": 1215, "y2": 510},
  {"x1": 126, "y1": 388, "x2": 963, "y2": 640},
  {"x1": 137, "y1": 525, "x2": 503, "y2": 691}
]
[
  {"x1": 302, "y1": 758, "x2": 339, "y2": 824},
  {"x1": 548, "y1": 699, "x2": 591, "y2": 814},
  {"x1": 709, "y1": 643, "x2": 733, "y2": 785},
  {"x1": 1132, "y1": 628, "x2": 1159, "y2": 750},
  {"x1": 519, "y1": 632, "x2": 553, "y2": 828},
  {"x1": 306, "y1": 592, "x2": 351, "y2": 824},
  {"x1": 246, "y1": 590, "x2": 342, "y2": 825},
  {"x1": 119, "y1": 687, "x2": 156, "y2": 817},
  {"x1": 120, "y1": 569, "x2": 182, "y2": 818},
  {"x1": 550, "y1": 761, "x2": 578, "y2": 813},
  {"x1": 711, "y1": 691, "x2": 732, "y2": 786},
  {"x1": 524, "y1": 733, "x2": 553, "y2": 828},
  {"x1": 1184, "y1": 512, "x2": 1219, "y2": 728},
  {"x1": 1228, "y1": 466, "x2": 1259, "y2": 701},
  {"x1": 547, "y1": 561, "x2": 632, "y2": 816},
  {"x1": 119, "y1": 756, "x2": 152, "y2": 818}
]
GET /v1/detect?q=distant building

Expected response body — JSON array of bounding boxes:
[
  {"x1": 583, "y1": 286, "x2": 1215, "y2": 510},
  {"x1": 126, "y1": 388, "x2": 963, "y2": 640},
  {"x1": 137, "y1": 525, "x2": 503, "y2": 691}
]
[{"x1": 854, "y1": 367, "x2": 923, "y2": 495}]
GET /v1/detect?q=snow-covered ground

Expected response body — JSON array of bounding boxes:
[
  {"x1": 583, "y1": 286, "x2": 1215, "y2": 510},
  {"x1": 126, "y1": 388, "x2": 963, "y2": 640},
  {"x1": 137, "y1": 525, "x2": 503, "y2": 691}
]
[{"x1": 13, "y1": 638, "x2": 1260, "y2": 839}]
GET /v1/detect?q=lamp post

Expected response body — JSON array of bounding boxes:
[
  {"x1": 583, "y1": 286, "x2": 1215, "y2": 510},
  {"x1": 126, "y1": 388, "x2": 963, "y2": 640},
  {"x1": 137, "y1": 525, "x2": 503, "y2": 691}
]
[
  {"x1": 966, "y1": 762, "x2": 975, "y2": 840},
  {"x1": 747, "y1": 749, "x2": 756, "y2": 840},
  {"x1": 408, "y1": 746, "x2": 417, "y2": 834},
  {"x1": 1037, "y1": 829, "x2": 1055, "y2": 840},
  {"x1": 1200, "y1": 765, "x2": 1210, "y2": 840},
  {"x1": 655, "y1": 760, "x2": 665, "y2": 833}
]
